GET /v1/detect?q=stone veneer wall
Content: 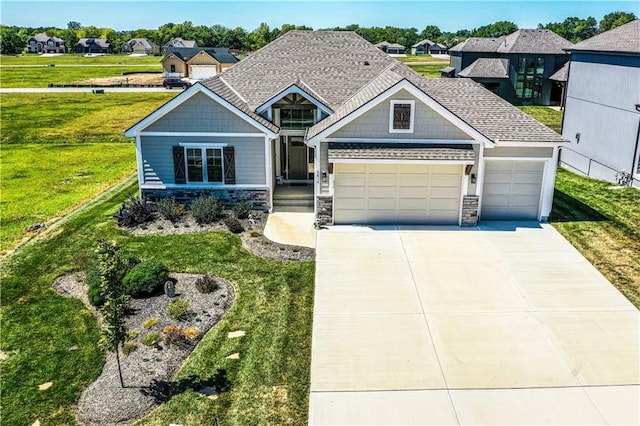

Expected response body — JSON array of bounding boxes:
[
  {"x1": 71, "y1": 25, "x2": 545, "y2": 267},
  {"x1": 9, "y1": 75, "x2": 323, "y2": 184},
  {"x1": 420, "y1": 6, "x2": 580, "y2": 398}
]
[
  {"x1": 461, "y1": 195, "x2": 479, "y2": 226},
  {"x1": 142, "y1": 188, "x2": 270, "y2": 210},
  {"x1": 316, "y1": 195, "x2": 333, "y2": 225}
]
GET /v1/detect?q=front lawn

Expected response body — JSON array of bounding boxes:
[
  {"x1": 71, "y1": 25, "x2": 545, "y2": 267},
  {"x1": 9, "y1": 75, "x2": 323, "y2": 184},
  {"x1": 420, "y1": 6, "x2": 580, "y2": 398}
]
[
  {"x1": 0, "y1": 93, "x2": 176, "y2": 253},
  {"x1": 551, "y1": 168, "x2": 640, "y2": 308},
  {"x1": 0, "y1": 180, "x2": 315, "y2": 425}
]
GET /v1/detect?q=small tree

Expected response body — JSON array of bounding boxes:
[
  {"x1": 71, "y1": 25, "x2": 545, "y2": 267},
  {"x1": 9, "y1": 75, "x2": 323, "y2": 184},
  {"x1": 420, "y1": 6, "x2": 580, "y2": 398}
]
[{"x1": 96, "y1": 239, "x2": 129, "y2": 388}]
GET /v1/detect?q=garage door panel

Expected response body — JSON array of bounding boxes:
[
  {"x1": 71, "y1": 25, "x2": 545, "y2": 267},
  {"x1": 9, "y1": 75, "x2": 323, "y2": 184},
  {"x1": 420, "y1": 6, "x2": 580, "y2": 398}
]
[
  {"x1": 334, "y1": 164, "x2": 462, "y2": 225},
  {"x1": 398, "y1": 174, "x2": 429, "y2": 186},
  {"x1": 338, "y1": 163, "x2": 365, "y2": 173},
  {"x1": 482, "y1": 160, "x2": 543, "y2": 221},
  {"x1": 335, "y1": 185, "x2": 366, "y2": 198}
]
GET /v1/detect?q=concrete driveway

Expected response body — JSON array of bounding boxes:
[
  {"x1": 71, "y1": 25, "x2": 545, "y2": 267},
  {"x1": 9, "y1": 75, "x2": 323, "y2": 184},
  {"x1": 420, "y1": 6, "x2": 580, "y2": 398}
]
[{"x1": 309, "y1": 223, "x2": 640, "y2": 425}]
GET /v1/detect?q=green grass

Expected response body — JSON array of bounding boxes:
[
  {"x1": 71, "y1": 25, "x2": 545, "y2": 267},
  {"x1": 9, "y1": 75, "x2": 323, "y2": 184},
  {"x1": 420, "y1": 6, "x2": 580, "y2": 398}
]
[
  {"x1": 518, "y1": 106, "x2": 563, "y2": 134},
  {"x1": 1, "y1": 93, "x2": 175, "y2": 144},
  {"x1": 0, "y1": 93, "x2": 176, "y2": 253},
  {"x1": 551, "y1": 168, "x2": 640, "y2": 308},
  {"x1": 399, "y1": 54, "x2": 450, "y2": 78},
  {"x1": 0, "y1": 54, "x2": 163, "y2": 87},
  {"x1": 0, "y1": 180, "x2": 315, "y2": 425}
]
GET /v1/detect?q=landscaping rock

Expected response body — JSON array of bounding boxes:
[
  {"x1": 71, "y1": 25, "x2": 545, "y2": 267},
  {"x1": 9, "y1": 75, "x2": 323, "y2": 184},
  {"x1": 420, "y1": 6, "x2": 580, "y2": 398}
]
[
  {"x1": 38, "y1": 382, "x2": 52, "y2": 391},
  {"x1": 228, "y1": 330, "x2": 245, "y2": 339}
]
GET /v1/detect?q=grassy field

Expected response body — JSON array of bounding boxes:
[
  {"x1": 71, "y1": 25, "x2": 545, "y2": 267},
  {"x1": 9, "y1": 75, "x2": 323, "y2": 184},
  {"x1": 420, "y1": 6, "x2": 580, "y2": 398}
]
[
  {"x1": 398, "y1": 54, "x2": 450, "y2": 78},
  {"x1": 0, "y1": 93, "x2": 176, "y2": 253},
  {"x1": 0, "y1": 179, "x2": 315, "y2": 426},
  {"x1": 0, "y1": 54, "x2": 163, "y2": 87},
  {"x1": 518, "y1": 106, "x2": 563, "y2": 134},
  {"x1": 551, "y1": 168, "x2": 640, "y2": 308}
]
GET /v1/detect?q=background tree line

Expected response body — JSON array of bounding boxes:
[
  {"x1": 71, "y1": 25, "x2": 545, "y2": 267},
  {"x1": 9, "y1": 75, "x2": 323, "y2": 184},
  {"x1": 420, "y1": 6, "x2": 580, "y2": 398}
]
[{"x1": 0, "y1": 11, "x2": 635, "y2": 55}]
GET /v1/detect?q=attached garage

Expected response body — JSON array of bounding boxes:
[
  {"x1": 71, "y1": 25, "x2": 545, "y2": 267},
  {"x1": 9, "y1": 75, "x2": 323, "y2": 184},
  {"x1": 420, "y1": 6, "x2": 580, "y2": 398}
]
[
  {"x1": 189, "y1": 65, "x2": 218, "y2": 80},
  {"x1": 481, "y1": 160, "x2": 545, "y2": 220},
  {"x1": 333, "y1": 163, "x2": 463, "y2": 225}
]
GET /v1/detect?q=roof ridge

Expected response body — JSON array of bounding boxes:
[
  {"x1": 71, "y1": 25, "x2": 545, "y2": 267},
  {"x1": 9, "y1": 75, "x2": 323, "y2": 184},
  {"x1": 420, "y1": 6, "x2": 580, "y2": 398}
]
[{"x1": 337, "y1": 62, "x2": 402, "y2": 106}]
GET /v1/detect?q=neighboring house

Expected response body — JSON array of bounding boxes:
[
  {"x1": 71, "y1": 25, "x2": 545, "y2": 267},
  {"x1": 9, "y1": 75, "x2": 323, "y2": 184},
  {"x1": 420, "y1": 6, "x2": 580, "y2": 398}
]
[
  {"x1": 122, "y1": 38, "x2": 157, "y2": 55},
  {"x1": 125, "y1": 31, "x2": 565, "y2": 227},
  {"x1": 75, "y1": 38, "x2": 112, "y2": 54},
  {"x1": 374, "y1": 41, "x2": 406, "y2": 55},
  {"x1": 27, "y1": 33, "x2": 66, "y2": 54},
  {"x1": 445, "y1": 29, "x2": 572, "y2": 106},
  {"x1": 162, "y1": 47, "x2": 238, "y2": 80},
  {"x1": 162, "y1": 38, "x2": 198, "y2": 54},
  {"x1": 411, "y1": 39, "x2": 448, "y2": 55},
  {"x1": 560, "y1": 20, "x2": 640, "y2": 188}
]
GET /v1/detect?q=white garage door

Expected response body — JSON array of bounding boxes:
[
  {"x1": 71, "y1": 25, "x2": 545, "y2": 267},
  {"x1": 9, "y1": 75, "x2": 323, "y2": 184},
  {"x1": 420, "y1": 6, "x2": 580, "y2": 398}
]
[
  {"x1": 334, "y1": 163, "x2": 463, "y2": 225},
  {"x1": 189, "y1": 65, "x2": 218, "y2": 80},
  {"x1": 481, "y1": 160, "x2": 544, "y2": 220}
]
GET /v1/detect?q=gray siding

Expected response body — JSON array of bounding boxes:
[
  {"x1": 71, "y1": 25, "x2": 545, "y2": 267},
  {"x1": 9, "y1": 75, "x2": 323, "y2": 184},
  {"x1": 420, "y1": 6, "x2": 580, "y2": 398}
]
[
  {"x1": 561, "y1": 56, "x2": 640, "y2": 185},
  {"x1": 484, "y1": 147, "x2": 554, "y2": 158},
  {"x1": 140, "y1": 135, "x2": 266, "y2": 185},
  {"x1": 331, "y1": 89, "x2": 472, "y2": 140},
  {"x1": 146, "y1": 92, "x2": 262, "y2": 134}
]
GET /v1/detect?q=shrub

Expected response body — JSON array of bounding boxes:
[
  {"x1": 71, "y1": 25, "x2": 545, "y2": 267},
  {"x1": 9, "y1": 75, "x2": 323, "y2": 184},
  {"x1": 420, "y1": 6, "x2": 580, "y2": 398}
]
[
  {"x1": 142, "y1": 318, "x2": 158, "y2": 329},
  {"x1": 232, "y1": 196, "x2": 252, "y2": 219},
  {"x1": 114, "y1": 194, "x2": 153, "y2": 227},
  {"x1": 168, "y1": 299, "x2": 190, "y2": 320},
  {"x1": 190, "y1": 195, "x2": 222, "y2": 224},
  {"x1": 195, "y1": 275, "x2": 219, "y2": 294},
  {"x1": 156, "y1": 197, "x2": 185, "y2": 222},
  {"x1": 86, "y1": 262, "x2": 104, "y2": 307},
  {"x1": 183, "y1": 327, "x2": 199, "y2": 341},
  {"x1": 122, "y1": 260, "x2": 169, "y2": 298},
  {"x1": 141, "y1": 331, "x2": 161, "y2": 346},
  {"x1": 163, "y1": 325, "x2": 183, "y2": 347},
  {"x1": 122, "y1": 341, "x2": 137, "y2": 356},
  {"x1": 224, "y1": 215, "x2": 244, "y2": 234}
]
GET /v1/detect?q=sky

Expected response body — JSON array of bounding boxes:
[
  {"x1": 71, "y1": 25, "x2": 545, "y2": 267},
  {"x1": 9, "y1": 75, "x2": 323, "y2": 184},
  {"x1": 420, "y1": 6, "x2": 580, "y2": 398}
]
[{"x1": 1, "y1": 0, "x2": 638, "y2": 32}]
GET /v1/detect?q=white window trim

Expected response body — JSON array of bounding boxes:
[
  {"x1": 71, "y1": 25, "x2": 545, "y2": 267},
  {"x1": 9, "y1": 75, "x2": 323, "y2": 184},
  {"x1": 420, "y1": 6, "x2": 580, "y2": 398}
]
[
  {"x1": 183, "y1": 145, "x2": 225, "y2": 184},
  {"x1": 389, "y1": 100, "x2": 415, "y2": 134}
]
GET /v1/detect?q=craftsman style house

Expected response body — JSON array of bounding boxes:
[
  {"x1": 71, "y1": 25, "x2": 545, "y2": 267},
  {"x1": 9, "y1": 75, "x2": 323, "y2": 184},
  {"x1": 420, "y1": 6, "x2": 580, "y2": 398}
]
[
  {"x1": 162, "y1": 47, "x2": 238, "y2": 80},
  {"x1": 126, "y1": 31, "x2": 565, "y2": 226},
  {"x1": 411, "y1": 39, "x2": 448, "y2": 55},
  {"x1": 445, "y1": 29, "x2": 572, "y2": 106},
  {"x1": 27, "y1": 33, "x2": 66, "y2": 54},
  {"x1": 560, "y1": 20, "x2": 640, "y2": 188}
]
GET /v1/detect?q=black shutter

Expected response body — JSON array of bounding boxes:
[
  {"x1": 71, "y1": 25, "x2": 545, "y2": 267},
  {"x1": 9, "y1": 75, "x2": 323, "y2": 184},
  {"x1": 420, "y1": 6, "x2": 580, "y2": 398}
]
[
  {"x1": 223, "y1": 146, "x2": 236, "y2": 185},
  {"x1": 172, "y1": 146, "x2": 186, "y2": 184}
]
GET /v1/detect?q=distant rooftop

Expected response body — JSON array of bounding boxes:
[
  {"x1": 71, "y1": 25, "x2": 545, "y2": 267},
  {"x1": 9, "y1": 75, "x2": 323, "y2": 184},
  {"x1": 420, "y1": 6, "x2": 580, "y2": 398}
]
[{"x1": 567, "y1": 20, "x2": 640, "y2": 54}]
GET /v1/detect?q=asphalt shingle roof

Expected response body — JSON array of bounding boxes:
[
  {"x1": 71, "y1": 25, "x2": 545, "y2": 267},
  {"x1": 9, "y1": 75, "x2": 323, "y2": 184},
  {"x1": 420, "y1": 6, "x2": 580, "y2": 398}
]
[
  {"x1": 450, "y1": 29, "x2": 572, "y2": 54},
  {"x1": 568, "y1": 20, "x2": 640, "y2": 54},
  {"x1": 549, "y1": 62, "x2": 569, "y2": 82},
  {"x1": 307, "y1": 61, "x2": 566, "y2": 144},
  {"x1": 412, "y1": 39, "x2": 436, "y2": 48},
  {"x1": 165, "y1": 47, "x2": 238, "y2": 64},
  {"x1": 212, "y1": 31, "x2": 396, "y2": 111},
  {"x1": 458, "y1": 58, "x2": 509, "y2": 78},
  {"x1": 328, "y1": 143, "x2": 475, "y2": 161}
]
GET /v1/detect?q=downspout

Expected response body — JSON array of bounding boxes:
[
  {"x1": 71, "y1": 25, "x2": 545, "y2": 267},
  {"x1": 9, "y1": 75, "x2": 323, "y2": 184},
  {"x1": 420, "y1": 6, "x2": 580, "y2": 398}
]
[{"x1": 631, "y1": 104, "x2": 640, "y2": 181}]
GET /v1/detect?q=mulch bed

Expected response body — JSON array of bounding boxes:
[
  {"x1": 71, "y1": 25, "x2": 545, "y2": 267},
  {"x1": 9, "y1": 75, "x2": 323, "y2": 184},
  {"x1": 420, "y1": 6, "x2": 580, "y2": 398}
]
[
  {"x1": 53, "y1": 272, "x2": 235, "y2": 426},
  {"x1": 127, "y1": 210, "x2": 315, "y2": 262}
]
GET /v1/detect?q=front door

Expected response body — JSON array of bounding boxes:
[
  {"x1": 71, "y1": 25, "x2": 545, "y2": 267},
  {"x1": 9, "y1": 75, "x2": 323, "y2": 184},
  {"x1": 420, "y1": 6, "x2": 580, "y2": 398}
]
[{"x1": 288, "y1": 138, "x2": 307, "y2": 180}]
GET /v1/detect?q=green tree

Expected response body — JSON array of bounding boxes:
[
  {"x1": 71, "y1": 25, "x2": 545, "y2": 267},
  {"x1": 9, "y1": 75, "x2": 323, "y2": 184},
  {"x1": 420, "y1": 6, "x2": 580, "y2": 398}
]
[
  {"x1": 0, "y1": 26, "x2": 26, "y2": 54},
  {"x1": 599, "y1": 11, "x2": 636, "y2": 32},
  {"x1": 539, "y1": 16, "x2": 597, "y2": 42},
  {"x1": 420, "y1": 25, "x2": 442, "y2": 41},
  {"x1": 473, "y1": 21, "x2": 518, "y2": 38},
  {"x1": 96, "y1": 239, "x2": 130, "y2": 388}
]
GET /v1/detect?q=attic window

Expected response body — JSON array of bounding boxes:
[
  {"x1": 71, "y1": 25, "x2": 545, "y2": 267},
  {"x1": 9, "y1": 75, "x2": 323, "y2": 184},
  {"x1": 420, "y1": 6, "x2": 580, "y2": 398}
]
[{"x1": 389, "y1": 100, "x2": 415, "y2": 133}]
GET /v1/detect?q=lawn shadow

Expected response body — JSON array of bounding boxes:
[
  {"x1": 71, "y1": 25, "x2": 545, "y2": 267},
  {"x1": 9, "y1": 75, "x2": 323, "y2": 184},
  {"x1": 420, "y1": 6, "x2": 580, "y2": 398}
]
[
  {"x1": 550, "y1": 189, "x2": 609, "y2": 223},
  {"x1": 140, "y1": 369, "x2": 231, "y2": 404}
]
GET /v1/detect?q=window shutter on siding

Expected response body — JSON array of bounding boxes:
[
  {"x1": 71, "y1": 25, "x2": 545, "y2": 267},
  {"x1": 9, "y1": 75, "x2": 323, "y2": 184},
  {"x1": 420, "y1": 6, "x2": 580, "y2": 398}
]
[
  {"x1": 172, "y1": 146, "x2": 186, "y2": 184},
  {"x1": 223, "y1": 146, "x2": 236, "y2": 184}
]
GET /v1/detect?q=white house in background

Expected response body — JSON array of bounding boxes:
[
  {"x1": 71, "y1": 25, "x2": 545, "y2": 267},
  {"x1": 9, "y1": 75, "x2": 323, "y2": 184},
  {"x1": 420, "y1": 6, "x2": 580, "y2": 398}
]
[
  {"x1": 125, "y1": 31, "x2": 566, "y2": 226},
  {"x1": 560, "y1": 20, "x2": 640, "y2": 188}
]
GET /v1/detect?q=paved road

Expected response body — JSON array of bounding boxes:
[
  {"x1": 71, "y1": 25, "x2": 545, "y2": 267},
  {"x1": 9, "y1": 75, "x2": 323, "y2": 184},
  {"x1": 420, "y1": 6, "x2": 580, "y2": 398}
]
[
  {"x1": 0, "y1": 87, "x2": 173, "y2": 93},
  {"x1": 310, "y1": 222, "x2": 640, "y2": 425}
]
